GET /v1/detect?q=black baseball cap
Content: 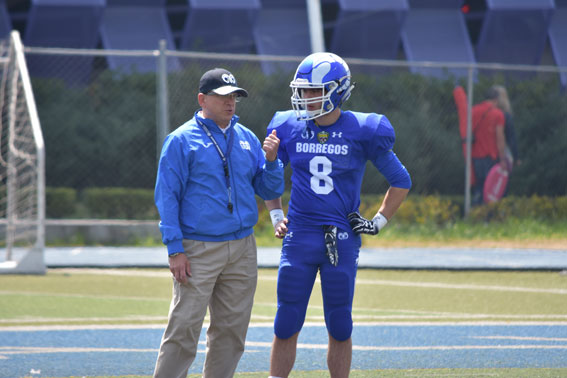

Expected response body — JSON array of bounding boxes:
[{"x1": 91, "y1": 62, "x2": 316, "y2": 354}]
[{"x1": 199, "y1": 68, "x2": 248, "y2": 98}]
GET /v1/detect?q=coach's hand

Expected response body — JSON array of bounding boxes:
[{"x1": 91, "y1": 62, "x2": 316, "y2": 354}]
[
  {"x1": 348, "y1": 212, "x2": 387, "y2": 235},
  {"x1": 263, "y1": 130, "x2": 280, "y2": 162},
  {"x1": 169, "y1": 253, "x2": 191, "y2": 284}
]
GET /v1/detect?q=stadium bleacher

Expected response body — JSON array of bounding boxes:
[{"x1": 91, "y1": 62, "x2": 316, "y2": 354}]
[
  {"x1": 475, "y1": 0, "x2": 555, "y2": 66},
  {"x1": 23, "y1": 0, "x2": 105, "y2": 84},
  {"x1": 253, "y1": 0, "x2": 311, "y2": 74},
  {"x1": 330, "y1": 0, "x2": 408, "y2": 61},
  {"x1": 549, "y1": 3, "x2": 567, "y2": 87},
  {"x1": 402, "y1": 0, "x2": 475, "y2": 78},
  {"x1": 180, "y1": 0, "x2": 260, "y2": 54},
  {"x1": 0, "y1": 0, "x2": 11, "y2": 39},
  {"x1": 100, "y1": 0, "x2": 180, "y2": 73}
]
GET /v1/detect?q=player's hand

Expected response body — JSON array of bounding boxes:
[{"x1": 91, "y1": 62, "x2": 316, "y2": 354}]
[
  {"x1": 274, "y1": 217, "x2": 289, "y2": 239},
  {"x1": 263, "y1": 130, "x2": 280, "y2": 162},
  {"x1": 347, "y1": 212, "x2": 379, "y2": 235},
  {"x1": 169, "y1": 253, "x2": 191, "y2": 284}
]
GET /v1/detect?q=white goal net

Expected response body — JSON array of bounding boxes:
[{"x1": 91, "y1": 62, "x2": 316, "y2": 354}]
[{"x1": 0, "y1": 31, "x2": 45, "y2": 274}]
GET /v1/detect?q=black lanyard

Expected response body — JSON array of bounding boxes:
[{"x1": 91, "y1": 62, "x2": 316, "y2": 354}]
[{"x1": 196, "y1": 118, "x2": 234, "y2": 213}]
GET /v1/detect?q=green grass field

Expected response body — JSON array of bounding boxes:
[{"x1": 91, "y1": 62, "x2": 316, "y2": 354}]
[
  {"x1": 1, "y1": 268, "x2": 566, "y2": 377},
  {"x1": 1, "y1": 268, "x2": 567, "y2": 327}
]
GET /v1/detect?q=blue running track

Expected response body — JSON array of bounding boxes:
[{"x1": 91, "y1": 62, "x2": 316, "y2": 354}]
[{"x1": 1, "y1": 323, "x2": 567, "y2": 377}]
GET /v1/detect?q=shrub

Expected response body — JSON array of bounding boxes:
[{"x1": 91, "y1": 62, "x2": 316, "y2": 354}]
[
  {"x1": 83, "y1": 187, "x2": 158, "y2": 219},
  {"x1": 46, "y1": 187, "x2": 77, "y2": 218}
]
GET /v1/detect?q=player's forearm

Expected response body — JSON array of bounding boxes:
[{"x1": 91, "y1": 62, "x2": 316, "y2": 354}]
[
  {"x1": 378, "y1": 187, "x2": 409, "y2": 220},
  {"x1": 265, "y1": 197, "x2": 283, "y2": 211}
]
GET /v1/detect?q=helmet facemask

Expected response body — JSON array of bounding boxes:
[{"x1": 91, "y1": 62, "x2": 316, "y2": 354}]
[{"x1": 290, "y1": 78, "x2": 342, "y2": 121}]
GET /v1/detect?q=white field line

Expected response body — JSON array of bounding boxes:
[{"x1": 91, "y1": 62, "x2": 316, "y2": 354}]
[
  {"x1": 0, "y1": 290, "x2": 169, "y2": 302},
  {"x1": 471, "y1": 335, "x2": 567, "y2": 342},
  {"x1": 0, "y1": 316, "x2": 168, "y2": 324},
  {"x1": 257, "y1": 301, "x2": 567, "y2": 319},
  {"x1": 355, "y1": 278, "x2": 567, "y2": 295},
  {"x1": 48, "y1": 269, "x2": 567, "y2": 295},
  {"x1": 2, "y1": 342, "x2": 567, "y2": 359},
  {"x1": 2, "y1": 313, "x2": 567, "y2": 326},
  {"x1": 4, "y1": 321, "x2": 567, "y2": 332},
  {"x1": 269, "y1": 275, "x2": 567, "y2": 295},
  {"x1": 51, "y1": 268, "x2": 172, "y2": 277}
]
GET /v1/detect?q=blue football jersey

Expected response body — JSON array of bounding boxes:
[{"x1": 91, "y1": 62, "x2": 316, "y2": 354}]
[{"x1": 267, "y1": 110, "x2": 409, "y2": 230}]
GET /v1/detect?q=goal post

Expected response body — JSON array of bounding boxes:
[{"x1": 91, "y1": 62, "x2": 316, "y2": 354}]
[{"x1": 0, "y1": 30, "x2": 46, "y2": 275}]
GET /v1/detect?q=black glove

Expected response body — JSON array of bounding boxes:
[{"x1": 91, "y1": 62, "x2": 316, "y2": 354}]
[
  {"x1": 323, "y1": 225, "x2": 338, "y2": 267},
  {"x1": 347, "y1": 212, "x2": 379, "y2": 235}
]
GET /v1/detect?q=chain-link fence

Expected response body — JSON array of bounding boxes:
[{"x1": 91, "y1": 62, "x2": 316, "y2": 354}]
[{"x1": 22, "y1": 43, "x2": 567, "y2": 218}]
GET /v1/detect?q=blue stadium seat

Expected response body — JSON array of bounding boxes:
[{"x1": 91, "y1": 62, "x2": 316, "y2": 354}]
[
  {"x1": 330, "y1": 0, "x2": 409, "y2": 61},
  {"x1": 0, "y1": 0, "x2": 11, "y2": 39},
  {"x1": 180, "y1": 0, "x2": 260, "y2": 54},
  {"x1": 475, "y1": 0, "x2": 555, "y2": 66},
  {"x1": 549, "y1": 5, "x2": 567, "y2": 87},
  {"x1": 402, "y1": 1, "x2": 475, "y2": 79},
  {"x1": 254, "y1": 0, "x2": 311, "y2": 75},
  {"x1": 24, "y1": 0, "x2": 105, "y2": 84},
  {"x1": 100, "y1": 0, "x2": 180, "y2": 73}
]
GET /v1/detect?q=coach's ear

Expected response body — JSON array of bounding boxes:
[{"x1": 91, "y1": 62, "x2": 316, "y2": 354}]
[{"x1": 197, "y1": 92, "x2": 206, "y2": 107}]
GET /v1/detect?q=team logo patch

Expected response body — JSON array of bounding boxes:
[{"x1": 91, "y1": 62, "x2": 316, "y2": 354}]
[
  {"x1": 338, "y1": 232, "x2": 349, "y2": 240},
  {"x1": 301, "y1": 127, "x2": 315, "y2": 140},
  {"x1": 221, "y1": 73, "x2": 236, "y2": 84},
  {"x1": 239, "y1": 140, "x2": 251, "y2": 150},
  {"x1": 317, "y1": 131, "x2": 329, "y2": 144}
]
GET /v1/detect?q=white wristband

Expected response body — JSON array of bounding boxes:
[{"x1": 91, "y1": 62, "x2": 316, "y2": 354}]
[
  {"x1": 269, "y1": 209, "x2": 285, "y2": 228},
  {"x1": 372, "y1": 212, "x2": 388, "y2": 231}
]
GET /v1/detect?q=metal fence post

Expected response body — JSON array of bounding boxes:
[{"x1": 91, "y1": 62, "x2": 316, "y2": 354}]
[
  {"x1": 306, "y1": 0, "x2": 325, "y2": 53},
  {"x1": 156, "y1": 39, "x2": 169, "y2": 162},
  {"x1": 464, "y1": 66, "x2": 474, "y2": 218}
]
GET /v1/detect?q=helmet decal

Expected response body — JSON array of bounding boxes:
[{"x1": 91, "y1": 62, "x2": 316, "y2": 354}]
[{"x1": 311, "y1": 62, "x2": 331, "y2": 84}]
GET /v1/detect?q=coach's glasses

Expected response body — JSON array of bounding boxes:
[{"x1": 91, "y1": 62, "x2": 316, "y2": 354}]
[{"x1": 206, "y1": 92, "x2": 241, "y2": 103}]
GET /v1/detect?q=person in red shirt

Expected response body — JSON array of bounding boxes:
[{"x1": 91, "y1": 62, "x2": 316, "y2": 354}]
[{"x1": 471, "y1": 87, "x2": 508, "y2": 206}]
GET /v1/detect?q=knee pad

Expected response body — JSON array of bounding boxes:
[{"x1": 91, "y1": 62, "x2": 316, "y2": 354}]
[
  {"x1": 274, "y1": 266, "x2": 312, "y2": 339},
  {"x1": 274, "y1": 303, "x2": 302, "y2": 339},
  {"x1": 321, "y1": 270, "x2": 354, "y2": 341},
  {"x1": 327, "y1": 308, "x2": 353, "y2": 341}
]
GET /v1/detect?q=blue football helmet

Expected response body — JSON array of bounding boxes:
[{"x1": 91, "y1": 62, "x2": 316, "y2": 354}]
[{"x1": 290, "y1": 52, "x2": 355, "y2": 121}]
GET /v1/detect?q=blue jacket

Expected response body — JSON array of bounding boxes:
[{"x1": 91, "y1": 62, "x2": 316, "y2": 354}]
[{"x1": 155, "y1": 111, "x2": 285, "y2": 254}]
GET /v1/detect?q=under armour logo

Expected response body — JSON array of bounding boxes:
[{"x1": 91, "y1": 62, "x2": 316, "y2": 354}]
[
  {"x1": 284, "y1": 231, "x2": 294, "y2": 240},
  {"x1": 221, "y1": 73, "x2": 236, "y2": 84},
  {"x1": 332, "y1": 132, "x2": 343, "y2": 138}
]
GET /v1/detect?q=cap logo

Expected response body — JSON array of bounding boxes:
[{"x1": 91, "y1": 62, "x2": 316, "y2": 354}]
[{"x1": 222, "y1": 73, "x2": 236, "y2": 85}]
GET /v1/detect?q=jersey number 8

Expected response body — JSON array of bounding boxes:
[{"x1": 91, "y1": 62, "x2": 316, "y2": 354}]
[{"x1": 309, "y1": 156, "x2": 334, "y2": 195}]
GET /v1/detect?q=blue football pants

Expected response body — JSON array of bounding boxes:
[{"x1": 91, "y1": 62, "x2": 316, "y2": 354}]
[{"x1": 274, "y1": 223, "x2": 361, "y2": 341}]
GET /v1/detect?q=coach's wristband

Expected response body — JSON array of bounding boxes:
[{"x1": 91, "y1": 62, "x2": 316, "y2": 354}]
[
  {"x1": 372, "y1": 212, "x2": 388, "y2": 231},
  {"x1": 269, "y1": 209, "x2": 285, "y2": 228}
]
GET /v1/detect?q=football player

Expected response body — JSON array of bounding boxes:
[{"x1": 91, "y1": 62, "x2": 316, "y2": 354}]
[{"x1": 264, "y1": 52, "x2": 412, "y2": 378}]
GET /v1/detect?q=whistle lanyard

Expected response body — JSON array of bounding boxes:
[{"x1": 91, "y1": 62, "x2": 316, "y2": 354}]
[{"x1": 196, "y1": 119, "x2": 235, "y2": 213}]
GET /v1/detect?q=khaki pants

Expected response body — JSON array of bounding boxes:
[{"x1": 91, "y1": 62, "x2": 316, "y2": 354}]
[{"x1": 153, "y1": 234, "x2": 258, "y2": 378}]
